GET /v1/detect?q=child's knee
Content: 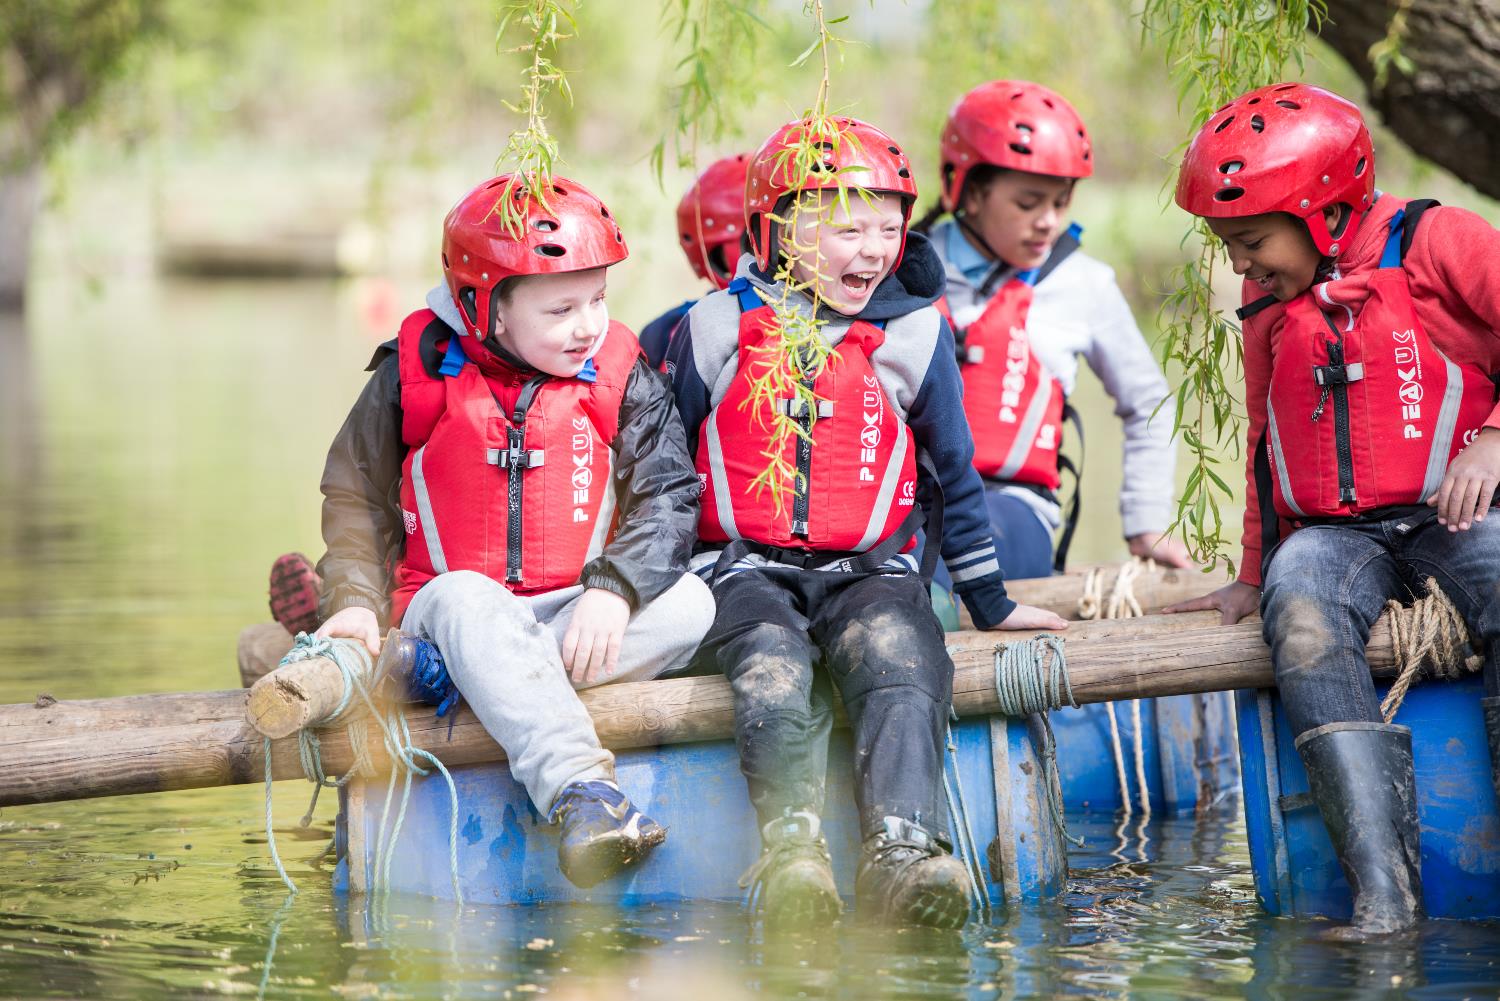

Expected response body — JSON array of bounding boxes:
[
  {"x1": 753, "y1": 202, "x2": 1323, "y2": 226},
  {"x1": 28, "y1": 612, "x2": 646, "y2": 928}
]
[{"x1": 656, "y1": 573, "x2": 716, "y2": 646}]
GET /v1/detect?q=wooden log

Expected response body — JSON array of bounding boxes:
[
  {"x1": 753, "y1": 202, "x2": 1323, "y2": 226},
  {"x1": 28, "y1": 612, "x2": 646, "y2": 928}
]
[
  {"x1": 230, "y1": 562, "x2": 1217, "y2": 690},
  {"x1": 1007, "y1": 562, "x2": 1215, "y2": 618},
  {"x1": 246, "y1": 655, "x2": 354, "y2": 739},
  {"x1": 0, "y1": 610, "x2": 1399, "y2": 808},
  {"x1": 238, "y1": 623, "x2": 294, "y2": 688}
]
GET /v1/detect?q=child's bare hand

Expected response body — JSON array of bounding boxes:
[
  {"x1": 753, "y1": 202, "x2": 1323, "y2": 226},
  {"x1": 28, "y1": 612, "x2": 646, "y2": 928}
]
[
  {"x1": 1126, "y1": 531, "x2": 1193, "y2": 568},
  {"x1": 1163, "y1": 580, "x2": 1260, "y2": 625},
  {"x1": 1428, "y1": 427, "x2": 1500, "y2": 532},
  {"x1": 314, "y1": 606, "x2": 381, "y2": 655},
  {"x1": 990, "y1": 603, "x2": 1069, "y2": 631},
  {"x1": 563, "y1": 588, "x2": 631, "y2": 686}
]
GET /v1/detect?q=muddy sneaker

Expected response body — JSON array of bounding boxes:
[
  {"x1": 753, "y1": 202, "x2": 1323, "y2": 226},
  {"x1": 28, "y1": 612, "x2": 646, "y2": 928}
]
[
  {"x1": 549, "y1": 780, "x2": 667, "y2": 888},
  {"x1": 269, "y1": 552, "x2": 322, "y2": 636},
  {"x1": 373, "y1": 628, "x2": 461, "y2": 717},
  {"x1": 855, "y1": 816, "x2": 972, "y2": 930},
  {"x1": 739, "y1": 809, "x2": 842, "y2": 928}
]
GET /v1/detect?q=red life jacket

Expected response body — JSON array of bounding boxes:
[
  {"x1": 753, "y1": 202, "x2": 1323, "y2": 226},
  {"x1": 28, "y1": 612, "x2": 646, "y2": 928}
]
[
  {"x1": 1259, "y1": 201, "x2": 1497, "y2": 521},
  {"x1": 938, "y1": 223, "x2": 1081, "y2": 491},
  {"x1": 696, "y1": 279, "x2": 919, "y2": 556},
  {"x1": 389, "y1": 309, "x2": 638, "y2": 624}
]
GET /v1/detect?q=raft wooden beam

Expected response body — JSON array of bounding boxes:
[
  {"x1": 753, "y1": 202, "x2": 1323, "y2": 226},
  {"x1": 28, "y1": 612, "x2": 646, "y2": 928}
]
[
  {"x1": 2, "y1": 609, "x2": 1401, "y2": 808},
  {"x1": 233, "y1": 562, "x2": 1214, "y2": 687}
]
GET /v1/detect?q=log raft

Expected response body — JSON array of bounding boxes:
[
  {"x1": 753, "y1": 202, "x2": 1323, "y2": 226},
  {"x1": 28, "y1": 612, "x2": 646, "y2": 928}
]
[
  {"x1": 235, "y1": 561, "x2": 1213, "y2": 687},
  {"x1": 2, "y1": 608, "x2": 1401, "y2": 809}
]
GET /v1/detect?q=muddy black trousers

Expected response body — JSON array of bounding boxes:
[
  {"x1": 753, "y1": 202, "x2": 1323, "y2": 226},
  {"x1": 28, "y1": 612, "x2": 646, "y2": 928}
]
[
  {"x1": 1261, "y1": 510, "x2": 1500, "y2": 739},
  {"x1": 701, "y1": 566, "x2": 956, "y2": 843}
]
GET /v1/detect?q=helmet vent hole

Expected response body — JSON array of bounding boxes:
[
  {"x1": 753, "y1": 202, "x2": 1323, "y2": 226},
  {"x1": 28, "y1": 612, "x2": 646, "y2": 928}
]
[
  {"x1": 1218, "y1": 160, "x2": 1245, "y2": 175},
  {"x1": 1250, "y1": 114, "x2": 1265, "y2": 133},
  {"x1": 1214, "y1": 187, "x2": 1245, "y2": 203},
  {"x1": 1078, "y1": 129, "x2": 1086, "y2": 138},
  {"x1": 1082, "y1": 150, "x2": 1091, "y2": 160},
  {"x1": 1042, "y1": 97, "x2": 1055, "y2": 108},
  {"x1": 599, "y1": 205, "x2": 610, "y2": 218},
  {"x1": 1275, "y1": 99, "x2": 1300, "y2": 110},
  {"x1": 442, "y1": 253, "x2": 450, "y2": 269},
  {"x1": 887, "y1": 145, "x2": 901, "y2": 155},
  {"x1": 897, "y1": 167, "x2": 911, "y2": 178},
  {"x1": 1008, "y1": 143, "x2": 1033, "y2": 156},
  {"x1": 1355, "y1": 156, "x2": 1367, "y2": 177},
  {"x1": 1248, "y1": 97, "x2": 1261, "y2": 105},
  {"x1": 534, "y1": 244, "x2": 567, "y2": 258},
  {"x1": 485, "y1": 179, "x2": 504, "y2": 189},
  {"x1": 552, "y1": 184, "x2": 568, "y2": 196},
  {"x1": 532, "y1": 218, "x2": 559, "y2": 232},
  {"x1": 1275, "y1": 83, "x2": 1296, "y2": 91},
  {"x1": 1213, "y1": 116, "x2": 1235, "y2": 133}
]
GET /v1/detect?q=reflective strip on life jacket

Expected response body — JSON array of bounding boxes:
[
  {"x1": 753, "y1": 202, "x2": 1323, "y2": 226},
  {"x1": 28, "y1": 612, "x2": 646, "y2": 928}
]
[
  {"x1": 995, "y1": 372, "x2": 1057, "y2": 481},
  {"x1": 1421, "y1": 351, "x2": 1467, "y2": 504},
  {"x1": 410, "y1": 444, "x2": 449, "y2": 573},
  {"x1": 1263, "y1": 400, "x2": 1306, "y2": 518},
  {"x1": 854, "y1": 416, "x2": 911, "y2": 552}
]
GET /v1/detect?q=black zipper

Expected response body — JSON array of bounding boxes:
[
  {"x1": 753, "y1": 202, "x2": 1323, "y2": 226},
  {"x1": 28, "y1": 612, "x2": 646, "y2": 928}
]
[
  {"x1": 1311, "y1": 315, "x2": 1357, "y2": 504},
  {"x1": 791, "y1": 376, "x2": 814, "y2": 538},
  {"x1": 504, "y1": 374, "x2": 551, "y2": 583}
]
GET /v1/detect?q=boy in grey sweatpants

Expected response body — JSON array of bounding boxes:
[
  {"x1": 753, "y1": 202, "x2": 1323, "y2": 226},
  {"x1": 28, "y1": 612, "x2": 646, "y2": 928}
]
[{"x1": 314, "y1": 174, "x2": 713, "y2": 888}]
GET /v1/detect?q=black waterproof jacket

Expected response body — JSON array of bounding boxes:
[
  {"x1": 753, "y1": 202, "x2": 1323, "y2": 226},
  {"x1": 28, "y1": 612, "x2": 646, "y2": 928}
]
[{"x1": 315, "y1": 302, "x2": 702, "y2": 626}]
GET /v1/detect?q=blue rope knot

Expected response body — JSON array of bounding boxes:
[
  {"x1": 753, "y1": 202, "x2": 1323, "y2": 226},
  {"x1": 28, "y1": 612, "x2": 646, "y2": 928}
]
[{"x1": 262, "y1": 631, "x2": 463, "y2": 906}]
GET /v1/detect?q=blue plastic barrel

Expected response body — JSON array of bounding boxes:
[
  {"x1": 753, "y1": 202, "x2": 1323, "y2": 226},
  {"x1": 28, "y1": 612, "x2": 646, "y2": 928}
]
[
  {"x1": 1236, "y1": 673, "x2": 1500, "y2": 920},
  {"x1": 1051, "y1": 693, "x2": 1241, "y2": 815},
  {"x1": 333, "y1": 715, "x2": 1069, "y2": 906}
]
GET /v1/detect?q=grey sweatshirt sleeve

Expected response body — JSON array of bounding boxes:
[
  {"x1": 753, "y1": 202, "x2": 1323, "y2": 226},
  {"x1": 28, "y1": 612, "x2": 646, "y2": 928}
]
[{"x1": 1078, "y1": 273, "x2": 1176, "y2": 538}]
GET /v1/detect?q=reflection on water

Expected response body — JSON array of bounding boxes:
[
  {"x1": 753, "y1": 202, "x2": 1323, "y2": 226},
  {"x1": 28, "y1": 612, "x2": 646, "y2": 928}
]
[{"x1": 1, "y1": 277, "x2": 1498, "y2": 997}]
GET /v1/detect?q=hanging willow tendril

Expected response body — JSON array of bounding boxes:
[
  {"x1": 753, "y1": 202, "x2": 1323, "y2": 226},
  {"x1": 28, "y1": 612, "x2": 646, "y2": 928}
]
[
  {"x1": 738, "y1": 1, "x2": 874, "y2": 519},
  {"x1": 1139, "y1": 0, "x2": 1325, "y2": 575},
  {"x1": 651, "y1": 0, "x2": 765, "y2": 182},
  {"x1": 491, "y1": 0, "x2": 579, "y2": 236}
]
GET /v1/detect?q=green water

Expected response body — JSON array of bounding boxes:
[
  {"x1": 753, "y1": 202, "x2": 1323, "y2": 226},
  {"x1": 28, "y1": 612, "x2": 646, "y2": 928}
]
[{"x1": 2, "y1": 277, "x2": 1499, "y2": 999}]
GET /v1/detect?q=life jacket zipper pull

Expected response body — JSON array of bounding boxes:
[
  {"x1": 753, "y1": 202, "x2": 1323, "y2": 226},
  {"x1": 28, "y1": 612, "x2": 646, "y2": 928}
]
[{"x1": 1311, "y1": 385, "x2": 1329, "y2": 422}]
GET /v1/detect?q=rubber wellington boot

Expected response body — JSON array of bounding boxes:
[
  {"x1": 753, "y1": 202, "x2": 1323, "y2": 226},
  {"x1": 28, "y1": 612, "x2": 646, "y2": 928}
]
[
  {"x1": 855, "y1": 816, "x2": 972, "y2": 930},
  {"x1": 1483, "y1": 696, "x2": 1500, "y2": 806},
  {"x1": 1295, "y1": 721, "x2": 1424, "y2": 939},
  {"x1": 549, "y1": 779, "x2": 667, "y2": 888},
  {"x1": 738, "y1": 809, "x2": 842, "y2": 928}
]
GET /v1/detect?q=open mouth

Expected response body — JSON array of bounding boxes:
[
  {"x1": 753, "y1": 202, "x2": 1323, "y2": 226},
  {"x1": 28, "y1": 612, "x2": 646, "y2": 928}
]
[
  {"x1": 1250, "y1": 272, "x2": 1276, "y2": 291},
  {"x1": 840, "y1": 270, "x2": 879, "y2": 297}
]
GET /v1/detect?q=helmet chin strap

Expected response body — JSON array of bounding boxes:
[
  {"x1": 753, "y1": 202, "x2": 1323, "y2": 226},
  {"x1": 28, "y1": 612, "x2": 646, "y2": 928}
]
[{"x1": 954, "y1": 210, "x2": 1015, "y2": 297}]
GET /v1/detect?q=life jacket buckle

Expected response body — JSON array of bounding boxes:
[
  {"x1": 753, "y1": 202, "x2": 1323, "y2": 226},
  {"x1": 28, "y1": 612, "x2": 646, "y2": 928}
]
[
  {"x1": 1313, "y1": 361, "x2": 1364, "y2": 386},
  {"x1": 486, "y1": 447, "x2": 546, "y2": 469},
  {"x1": 773, "y1": 398, "x2": 834, "y2": 419}
]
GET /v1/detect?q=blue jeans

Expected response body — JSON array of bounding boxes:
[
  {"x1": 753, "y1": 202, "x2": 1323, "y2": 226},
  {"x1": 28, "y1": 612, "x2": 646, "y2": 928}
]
[
  {"x1": 1261, "y1": 510, "x2": 1500, "y2": 738},
  {"x1": 929, "y1": 487, "x2": 1056, "y2": 593}
]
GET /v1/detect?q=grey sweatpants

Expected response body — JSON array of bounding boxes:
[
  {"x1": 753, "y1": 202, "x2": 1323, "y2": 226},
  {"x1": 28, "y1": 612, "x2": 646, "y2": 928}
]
[{"x1": 402, "y1": 570, "x2": 716, "y2": 814}]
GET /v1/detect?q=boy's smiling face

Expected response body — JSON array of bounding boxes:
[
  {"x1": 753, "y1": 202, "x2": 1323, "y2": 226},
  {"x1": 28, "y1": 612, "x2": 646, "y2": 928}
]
[
  {"x1": 785, "y1": 189, "x2": 906, "y2": 316},
  {"x1": 491, "y1": 268, "x2": 610, "y2": 377},
  {"x1": 1206, "y1": 210, "x2": 1334, "y2": 302}
]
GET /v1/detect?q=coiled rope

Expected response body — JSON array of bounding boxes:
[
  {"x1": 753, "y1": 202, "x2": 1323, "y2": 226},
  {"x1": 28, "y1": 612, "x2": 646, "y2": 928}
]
[
  {"x1": 1078, "y1": 558, "x2": 1154, "y2": 818},
  {"x1": 1379, "y1": 577, "x2": 1484, "y2": 723},
  {"x1": 991, "y1": 634, "x2": 1084, "y2": 848},
  {"x1": 262, "y1": 633, "x2": 463, "y2": 904}
]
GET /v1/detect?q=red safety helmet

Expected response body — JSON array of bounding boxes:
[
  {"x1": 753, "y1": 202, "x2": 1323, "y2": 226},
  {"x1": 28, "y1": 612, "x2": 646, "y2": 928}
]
[
  {"x1": 677, "y1": 153, "x2": 751, "y2": 290},
  {"x1": 1175, "y1": 83, "x2": 1375, "y2": 258},
  {"x1": 745, "y1": 116, "x2": 919, "y2": 272},
  {"x1": 441, "y1": 174, "x2": 628, "y2": 338},
  {"x1": 939, "y1": 80, "x2": 1093, "y2": 212}
]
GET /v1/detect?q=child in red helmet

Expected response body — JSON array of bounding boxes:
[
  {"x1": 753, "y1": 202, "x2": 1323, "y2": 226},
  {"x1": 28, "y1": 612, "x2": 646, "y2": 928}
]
[
  {"x1": 1165, "y1": 83, "x2": 1500, "y2": 937},
  {"x1": 639, "y1": 153, "x2": 751, "y2": 371},
  {"x1": 313, "y1": 174, "x2": 714, "y2": 889},
  {"x1": 672, "y1": 117, "x2": 1067, "y2": 930},
  {"x1": 915, "y1": 79, "x2": 1187, "y2": 577}
]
